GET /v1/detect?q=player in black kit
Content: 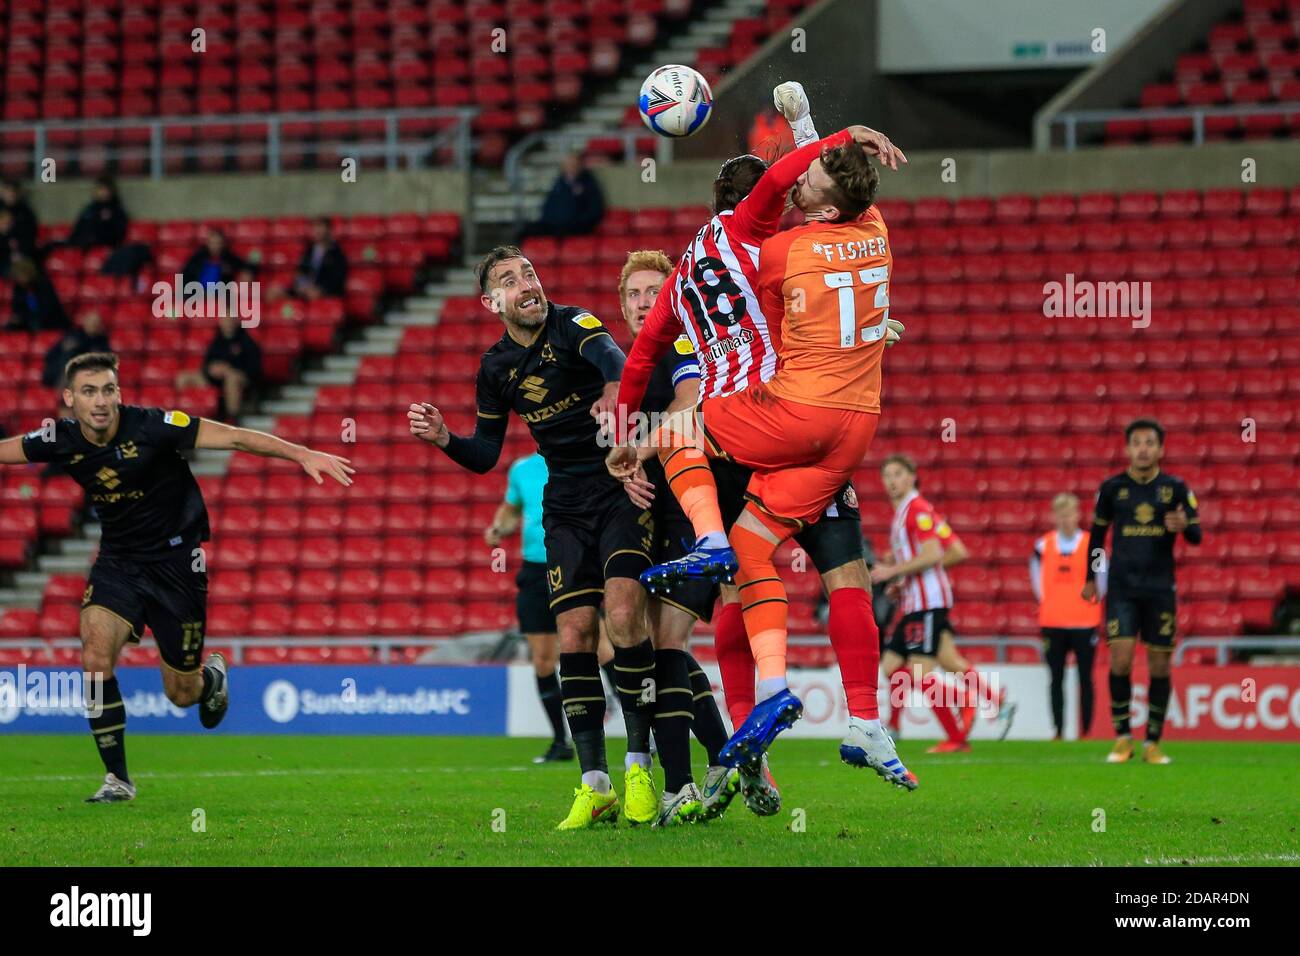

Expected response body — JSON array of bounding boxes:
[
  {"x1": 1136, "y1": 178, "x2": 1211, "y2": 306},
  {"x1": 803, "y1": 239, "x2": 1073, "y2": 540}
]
[
  {"x1": 1084, "y1": 418, "x2": 1201, "y2": 765},
  {"x1": 0, "y1": 352, "x2": 354, "y2": 802},
  {"x1": 407, "y1": 246, "x2": 696, "y2": 829}
]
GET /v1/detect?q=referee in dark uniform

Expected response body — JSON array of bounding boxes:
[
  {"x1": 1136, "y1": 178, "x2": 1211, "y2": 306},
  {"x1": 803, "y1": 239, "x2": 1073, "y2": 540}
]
[{"x1": 1084, "y1": 418, "x2": 1201, "y2": 765}]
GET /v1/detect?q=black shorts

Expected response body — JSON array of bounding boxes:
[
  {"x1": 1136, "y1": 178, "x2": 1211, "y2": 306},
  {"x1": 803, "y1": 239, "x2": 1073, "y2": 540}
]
[
  {"x1": 643, "y1": 457, "x2": 718, "y2": 622},
  {"x1": 82, "y1": 549, "x2": 208, "y2": 673},
  {"x1": 1105, "y1": 591, "x2": 1177, "y2": 648},
  {"x1": 714, "y1": 457, "x2": 864, "y2": 574},
  {"x1": 516, "y1": 561, "x2": 558, "y2": 634},
  {"x1": 886, "y1": 608, "x2": 954, "y2": 658},
  {"x1": 542, "y1": 471, "x2": 653, "y2": 616}
]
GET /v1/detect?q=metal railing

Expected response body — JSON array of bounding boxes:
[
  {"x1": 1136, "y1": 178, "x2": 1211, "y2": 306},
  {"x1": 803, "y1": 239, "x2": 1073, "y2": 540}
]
[
  {"x1": 1175, "y1": 636, "x2": 1300, "y2": 667},
  {"x1": 1049, "y1": 102, "x2": 1300, "y2": 150},
  {"x1": 0, "y1": 107, "x2": 480, "y2": 178},
  {"x1": 503, "y1": 128, "x2": 673, "y2": 229}
]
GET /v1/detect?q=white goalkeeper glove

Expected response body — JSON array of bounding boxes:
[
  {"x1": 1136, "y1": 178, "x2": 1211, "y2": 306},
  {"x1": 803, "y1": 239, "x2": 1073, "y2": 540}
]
[
  {"x1": 884, "y1": 318, "x2": 904, "y2": 347},
  {"x1": 773, "y1": 80, "x2": 819, "y2": 147}
]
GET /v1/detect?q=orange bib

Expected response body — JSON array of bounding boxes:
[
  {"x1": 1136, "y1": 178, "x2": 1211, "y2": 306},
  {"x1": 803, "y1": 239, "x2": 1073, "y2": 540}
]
[{"x1": 1038, "y1": 532, "x2": 1101, "y2": 629}]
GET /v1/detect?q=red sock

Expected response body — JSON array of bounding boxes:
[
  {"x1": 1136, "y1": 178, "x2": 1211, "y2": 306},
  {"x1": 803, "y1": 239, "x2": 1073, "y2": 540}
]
[
  {"x1": 827, "y1": 588, "x2": 880, "y2": 720},
  {"x1": 713, "y1": 601, "x2": 754, "y2": 730},
  {"x1": 920, "y1": 672, "x2": 966, "y2": 743},
  {"x1": 965, "y1": 666, "x2": 996, "y2": 709},
  {"x1": 887, "y1": 668, "x2": 908, "y2": 732}
]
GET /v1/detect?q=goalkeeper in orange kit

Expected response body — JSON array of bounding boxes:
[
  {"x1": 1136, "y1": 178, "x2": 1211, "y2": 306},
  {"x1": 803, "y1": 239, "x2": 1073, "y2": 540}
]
[{"x1": 609, "y1": 138, "x2": 897, "y2": 772}]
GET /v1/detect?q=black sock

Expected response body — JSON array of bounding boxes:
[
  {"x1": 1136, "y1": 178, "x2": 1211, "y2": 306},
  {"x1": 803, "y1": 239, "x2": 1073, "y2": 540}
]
[
  {"x1": 536, "y1": 671, "x2": 567, "y2": 744},
  {"x1": 613, "y1": 640, "x2": 656, "y2": 756},
  {"x1": 200, "y1": 664, "x2": 215, "y2": 703},
  {"x1": 1109, "y1": 672, "x2": 1132, "y2": 737},
  {"x1": 560, "y1": 652, "x2": 607, "y2": 776},
  {"x1": 654, "y1": 648, "x2": 695, "y2": 793},
  {"x1": 1147, "y1": 675, "x2": 1171, "y2": 742},
  {"x1": 600, "y1": 661, "x2": 619, "y2": 708},
  {"x1": 685, "y1": 652, "x2": 728, "y2": 766},
  {"x1": 88, "y1": 675, "x2": 129, "y2": 783}
]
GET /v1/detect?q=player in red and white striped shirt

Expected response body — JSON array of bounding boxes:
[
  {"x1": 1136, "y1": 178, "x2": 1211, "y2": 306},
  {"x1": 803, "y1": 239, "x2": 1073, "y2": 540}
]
[
  {"x1": 611, "y1": 87, "x2": 916, "y2": 794},
  {"x1": 871, "y1": 454, "x2": 1014, "y2": 751}
]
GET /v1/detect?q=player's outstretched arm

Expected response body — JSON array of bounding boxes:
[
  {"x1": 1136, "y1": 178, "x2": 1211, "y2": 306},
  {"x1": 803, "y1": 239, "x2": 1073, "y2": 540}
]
[
  {"x1": 0, "y1": 436, "x2": 30, "y2": 466},
  {"x1": 407, "y1": 401, "x2": 506, "y2": 475},
  {"x1": 195, "y1": 418, "x2": 354, "y2": 486}
]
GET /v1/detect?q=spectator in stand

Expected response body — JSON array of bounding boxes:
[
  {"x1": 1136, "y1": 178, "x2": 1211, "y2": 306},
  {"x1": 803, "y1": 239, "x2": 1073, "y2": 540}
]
[
  {"x1": 747, "y1": 107, "x2": 794, "y2": 163},
  {"x1": 42, "y1": 310, "x2": 112, "y2": 388},
  {"x1": 67, "y1": 177, "x2": 129, "y2": 250},
  {"x1": 0, "y1": 179, "x2": 39, "y2": 258},
  {"x1": 292, "y1": 217, "x2": 347, "y2": 298},
  {"x1": 6, "y1": 258, "x2": 70, "y2": 332},
  {"x1": 517, "y1": 153, "x2": 605, "y2": 240},
  {"x1": 0, "y1": 207, "x2": 38, "y2": 278},
  {"x1": 182, "y1": 228, "x2": 248, "y2": 289},
  {"x1": 175, "y1": 314, "x2": 262, "y2": 421}
]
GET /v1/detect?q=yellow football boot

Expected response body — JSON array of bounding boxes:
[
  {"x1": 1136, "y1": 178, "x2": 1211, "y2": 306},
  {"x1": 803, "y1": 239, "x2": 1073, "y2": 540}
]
[
  {"x1": 623, "y1": 763, "x2": 659, "y2": 826},
  {"x1": 555, "y1": 784, "x2": 620, "y2": 830}
]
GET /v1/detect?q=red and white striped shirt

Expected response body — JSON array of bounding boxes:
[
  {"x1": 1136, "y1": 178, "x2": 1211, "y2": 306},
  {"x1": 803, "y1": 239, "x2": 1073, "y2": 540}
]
[
  {"x1": 614, "y1": 130, "x2": 854, "y2": 422},
  {"x1": 890, "y1": 490, "x2": 956, "y2": 614}
]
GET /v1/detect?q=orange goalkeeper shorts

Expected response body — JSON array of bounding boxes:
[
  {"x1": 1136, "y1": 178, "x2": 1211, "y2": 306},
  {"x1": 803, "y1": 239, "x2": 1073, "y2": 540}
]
[{"x1": 697, "y1": 384, "x2": 879, "y2": 528}]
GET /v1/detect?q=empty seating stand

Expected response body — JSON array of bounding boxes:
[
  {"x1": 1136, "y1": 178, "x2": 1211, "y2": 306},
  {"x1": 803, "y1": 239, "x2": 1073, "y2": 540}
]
[{"x1": 1107, "y1": 0, "x2": 1300, "y2": 145}]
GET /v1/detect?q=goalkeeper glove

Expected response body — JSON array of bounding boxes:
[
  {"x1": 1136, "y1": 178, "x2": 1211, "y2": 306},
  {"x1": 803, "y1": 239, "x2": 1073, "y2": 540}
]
[
  {"x1": 885, "y1": 318, "x2": 904, "y2": 347},
  {"x1": 773, "y1": 81, "x2": 819, "y2": 147}
]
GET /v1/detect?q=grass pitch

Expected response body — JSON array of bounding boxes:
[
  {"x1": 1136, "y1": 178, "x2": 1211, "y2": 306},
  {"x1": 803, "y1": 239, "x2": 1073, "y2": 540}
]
[{"x1": 1, "y1": 736, "x2": 1297, "y2": 866}]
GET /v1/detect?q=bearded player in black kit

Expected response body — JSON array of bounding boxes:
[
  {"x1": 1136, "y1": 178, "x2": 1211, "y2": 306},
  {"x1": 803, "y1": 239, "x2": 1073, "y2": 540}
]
[
  {"x1": 408, "y1": 246, "x2": 702, "y2": 829},
  {"x1": 0, "y1": 351, "x2": 354, "y2": 802}
]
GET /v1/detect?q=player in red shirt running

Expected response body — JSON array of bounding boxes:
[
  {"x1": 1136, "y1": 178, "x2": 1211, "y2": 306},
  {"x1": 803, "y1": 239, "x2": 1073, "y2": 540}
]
[{"x1": 872, "y1": 455, "x2": 1014, "y2": 752}]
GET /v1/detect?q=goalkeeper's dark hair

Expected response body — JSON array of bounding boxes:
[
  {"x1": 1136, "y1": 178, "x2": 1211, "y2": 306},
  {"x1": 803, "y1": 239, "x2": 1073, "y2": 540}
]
[
  {"x1": 1124, "y1": 417, "x2": 1165, "y2": 445},
  {"x1": 713, "y1": 154, "x2": 768, "y2": 214}
]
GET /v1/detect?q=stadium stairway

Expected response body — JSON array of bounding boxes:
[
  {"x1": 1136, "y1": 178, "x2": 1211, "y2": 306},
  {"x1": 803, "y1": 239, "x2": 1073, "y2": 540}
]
[
  {"x1": 474, "y1": 0, "x2": 816, "y2": 235},
  {"x1": 0, "y1": 210, "x2": 462, "y2": 662}
]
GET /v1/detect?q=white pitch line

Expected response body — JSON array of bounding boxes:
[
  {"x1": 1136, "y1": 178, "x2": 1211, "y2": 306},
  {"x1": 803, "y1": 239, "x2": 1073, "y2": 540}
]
[
  {"x1": 1142, "y1": 853, "x2": 1300, "y2": 865},
  {"x1": 2, "y1": 765, "x2": 536, "y2": 784}
]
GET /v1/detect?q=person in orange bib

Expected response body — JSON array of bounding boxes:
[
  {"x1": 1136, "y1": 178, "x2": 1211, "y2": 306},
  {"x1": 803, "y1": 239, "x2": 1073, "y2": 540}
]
[
  {"x1": 1031, "y1": 493, "x2": 1103, "y2": 740},
  {"x1": 617, "y1": 139, "x2": 898, "y2": 772}
]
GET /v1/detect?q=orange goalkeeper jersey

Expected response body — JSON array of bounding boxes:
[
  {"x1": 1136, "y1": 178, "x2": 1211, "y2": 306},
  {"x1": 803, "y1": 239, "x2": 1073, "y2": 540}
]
[{"x1": 757, "y1": 206, "x2": 892, "y2": 413}]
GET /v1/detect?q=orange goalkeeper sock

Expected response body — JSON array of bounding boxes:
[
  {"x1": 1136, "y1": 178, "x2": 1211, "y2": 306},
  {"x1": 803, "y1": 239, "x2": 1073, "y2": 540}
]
[
  {"x1": 730, "y1": 505, "x2": 794, "y2": 683},
  {"x1": 657, "y1": 441, "x2": 724, "y2": 542}
]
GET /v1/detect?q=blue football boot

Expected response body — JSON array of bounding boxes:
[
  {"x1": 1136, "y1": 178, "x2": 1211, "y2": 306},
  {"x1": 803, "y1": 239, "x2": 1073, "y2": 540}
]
[
  {"x1": 639, "y1": 537, "x2": 738, "y2": 592},
  {"x1": 719, "y1": 688, "x2": 803, "y2": 773}
]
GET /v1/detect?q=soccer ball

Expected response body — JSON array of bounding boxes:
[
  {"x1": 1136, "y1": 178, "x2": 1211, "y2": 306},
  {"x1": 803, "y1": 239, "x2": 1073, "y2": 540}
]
[{"x1": 638, "y1": 65, "x2": 713, "y2": 138}]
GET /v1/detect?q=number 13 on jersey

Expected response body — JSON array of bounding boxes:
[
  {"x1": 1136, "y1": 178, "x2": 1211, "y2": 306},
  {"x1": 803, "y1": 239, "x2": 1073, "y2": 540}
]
[{"x1": 825, "y1": 267, "x2": 889, "y2": 348}]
